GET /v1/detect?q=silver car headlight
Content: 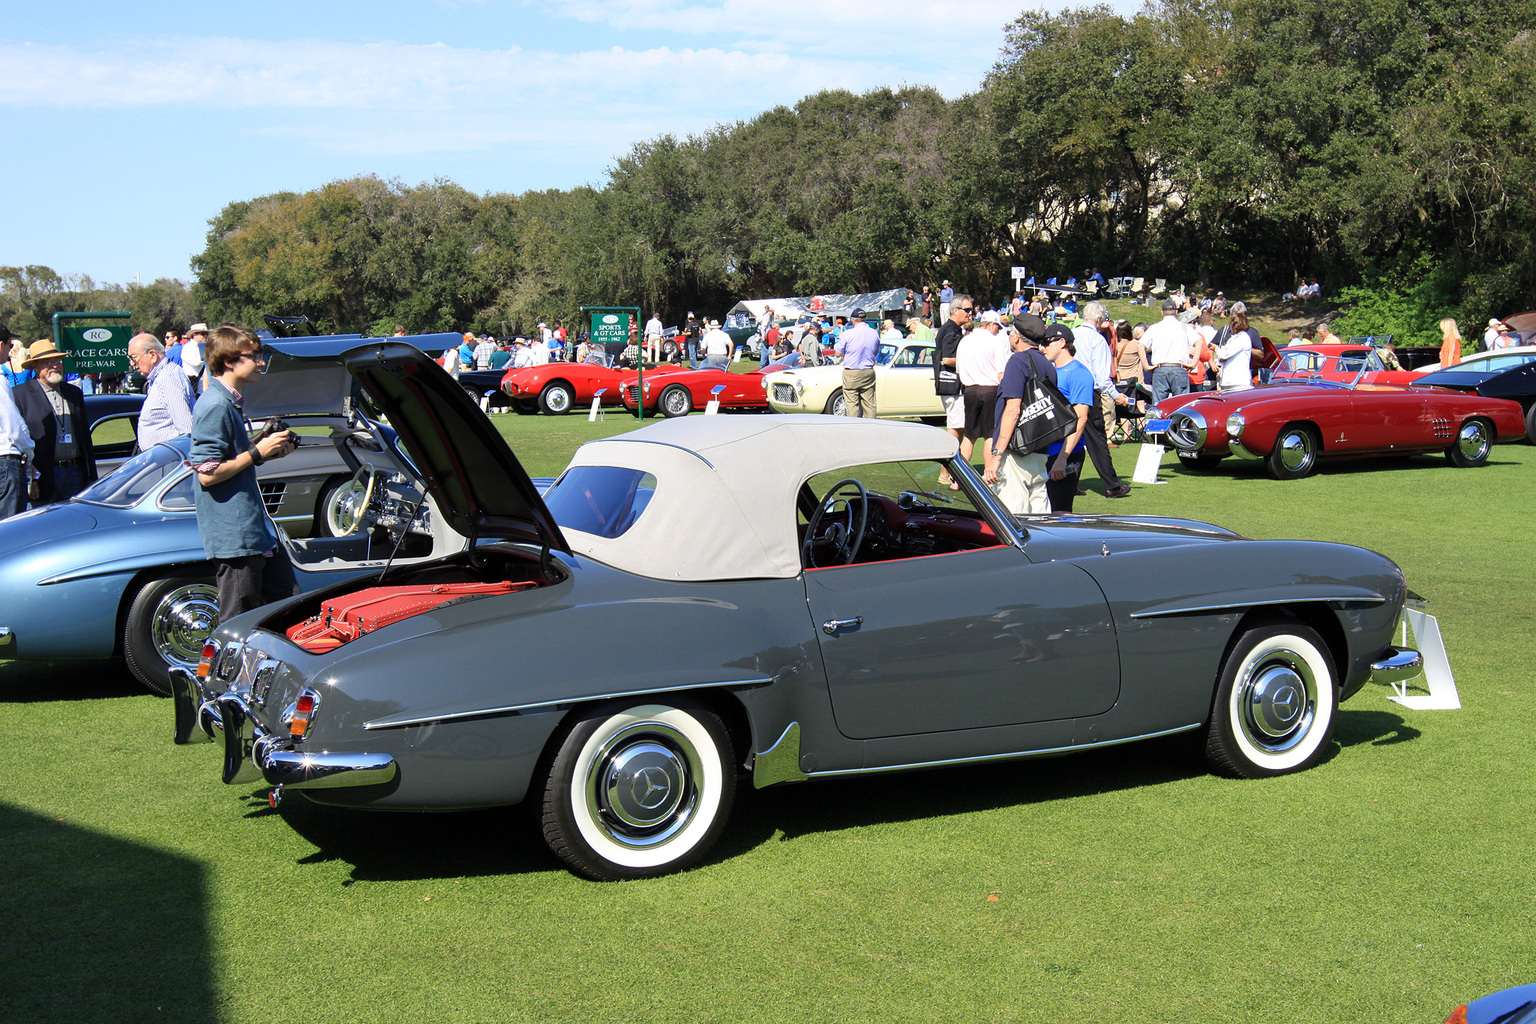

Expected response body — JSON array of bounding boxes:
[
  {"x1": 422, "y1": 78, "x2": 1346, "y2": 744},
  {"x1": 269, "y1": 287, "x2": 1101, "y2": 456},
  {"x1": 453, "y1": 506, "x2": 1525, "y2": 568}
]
[
  {"x1": 795, "y1": 380, "x2": 805, "y2": 396},
  {"x1": 1146, "y1": 405, "x2": 1162, "y2": 420},
  {"x1": 1226, "y1": 411, "x2": 1246, "y2": 439}
]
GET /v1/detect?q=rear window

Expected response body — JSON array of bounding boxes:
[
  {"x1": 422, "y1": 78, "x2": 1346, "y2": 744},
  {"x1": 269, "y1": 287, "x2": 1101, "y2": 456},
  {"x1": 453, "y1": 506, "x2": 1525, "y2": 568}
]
[
  {"x1": 544, "y1": 466, "x2": 657, "y2": 539},
  {"x1": 74, "y1": 444, "x2": 189, "y2": 508}
]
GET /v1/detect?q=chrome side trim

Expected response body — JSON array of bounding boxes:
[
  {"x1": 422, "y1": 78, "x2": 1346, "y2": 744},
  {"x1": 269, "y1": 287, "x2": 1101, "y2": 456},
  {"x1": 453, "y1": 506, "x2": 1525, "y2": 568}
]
[
  {"x1": 362, "y1": 676, "x2": 775, "y2": 730},
  {"x1": 252, "y1": 737, "x2": 398, "y2": 790},
  {"x1": 1369, "y1": 646, "x2": 1423, "y2": 687},
  {"x1": 806, "y1": 723, "x2": 1202, "y2": 778},
  {"x1": 1129, "y1": 592, "x2": 1387, "y2": 619},
  {"x1": 752, "y1": 722, "x2": 808, "y2": 789}
]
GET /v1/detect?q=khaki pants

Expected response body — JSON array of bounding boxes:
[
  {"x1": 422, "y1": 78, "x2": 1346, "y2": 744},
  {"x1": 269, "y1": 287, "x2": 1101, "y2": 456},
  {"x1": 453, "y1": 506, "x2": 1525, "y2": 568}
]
[
  {"x1": 1100, "y1": 388, "x2": 1119, "y2": 437},
  {"x1": 842, "y1": 368, "x2": 877, "y2": 418},
  {"x1": 994, "y1": 451, "x2": 1050, "y2": 514}
]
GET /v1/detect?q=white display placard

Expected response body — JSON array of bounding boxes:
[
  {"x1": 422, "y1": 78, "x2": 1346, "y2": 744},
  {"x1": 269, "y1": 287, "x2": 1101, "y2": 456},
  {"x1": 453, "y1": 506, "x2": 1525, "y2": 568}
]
[
  {"x1": 1386, "y1": 608, "x2": 1460, "y2": 710},
  {"x1": 1131, "y1": 442, "x2": 1167, "y2": 484}
]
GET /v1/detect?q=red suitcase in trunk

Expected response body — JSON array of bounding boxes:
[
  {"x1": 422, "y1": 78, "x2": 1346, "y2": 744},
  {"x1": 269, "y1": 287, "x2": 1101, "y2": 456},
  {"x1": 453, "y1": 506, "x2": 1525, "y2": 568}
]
[{"x1": 287, "y1": 581, "x2": 531, "y2": 653}]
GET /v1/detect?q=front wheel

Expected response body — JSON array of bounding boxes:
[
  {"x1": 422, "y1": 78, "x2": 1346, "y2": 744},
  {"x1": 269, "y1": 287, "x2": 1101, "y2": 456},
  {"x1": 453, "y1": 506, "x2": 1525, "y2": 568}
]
[
  {"x1": 1445, "y1": 418, "x2": 1492, "y2": 467},
  {"x1": 1205, "y1": 621, "x2": 1337, "y2": 778},
  {"x1": 824, "y1": 389, "x2": 846, "y2": 417},
  {"x1": 541, "y1": 701, "x2": 735, "y2": 880},
  {"x1": 123, "y1": 573, "x2": 220, "y2": 696},
  {"x1": 540, "y1": 381, "x2": 576, "y2": 415},
  {"x1": 658, "y1": 385, "x2": 694, "y2": 418},
  {"x1": 510, "y1": 397, "x2": 539, "y2": 415},
  {"x1": 1266, "y1": 423, "x2": 1319, "y2": 480}
]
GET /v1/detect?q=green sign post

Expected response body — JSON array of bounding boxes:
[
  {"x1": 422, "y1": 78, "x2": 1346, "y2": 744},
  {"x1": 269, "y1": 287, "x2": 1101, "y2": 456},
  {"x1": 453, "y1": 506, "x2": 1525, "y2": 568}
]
[
  {"x1": 52, "y1": 311, "x2": 133, "y2": 375},
  {"x1": 580, "y1": 306, "x2": 642, "y2": 419}
]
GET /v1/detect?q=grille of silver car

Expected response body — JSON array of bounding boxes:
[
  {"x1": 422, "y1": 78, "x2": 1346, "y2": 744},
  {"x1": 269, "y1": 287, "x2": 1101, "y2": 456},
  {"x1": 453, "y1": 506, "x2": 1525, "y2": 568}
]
[
  {"x1": 772, "y1": 383, "x2": 798, "y2": 405},
  {"x1": 258, "y1": 481, "x2": 287, "y2": 514}
]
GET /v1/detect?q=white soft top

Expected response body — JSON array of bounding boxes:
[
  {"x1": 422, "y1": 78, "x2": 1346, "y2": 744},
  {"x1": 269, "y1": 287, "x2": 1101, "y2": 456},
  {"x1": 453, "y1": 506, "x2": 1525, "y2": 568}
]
[{"x1": 562, "y1": 414, "x2": 959, "y2": 580}]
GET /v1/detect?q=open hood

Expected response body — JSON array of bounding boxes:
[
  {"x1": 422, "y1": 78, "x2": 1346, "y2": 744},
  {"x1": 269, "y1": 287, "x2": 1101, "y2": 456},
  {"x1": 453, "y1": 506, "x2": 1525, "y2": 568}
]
[
  {"x1": 268, "y1": 335, "x2": 568, "y2": 553},
  {"x1": 246, "y1": 333, "x2": 461, "y2": 420}
]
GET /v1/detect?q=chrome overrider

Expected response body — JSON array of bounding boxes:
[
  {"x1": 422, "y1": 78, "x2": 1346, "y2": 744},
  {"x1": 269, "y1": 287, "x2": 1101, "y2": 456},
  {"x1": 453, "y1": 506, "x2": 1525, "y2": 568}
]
[
  {"x1": 171, "y1": 666, "x2": 398, "y2": 791},
  {"x1": 1368, "y1": 646, "x2": 1424, "y2": 686}
]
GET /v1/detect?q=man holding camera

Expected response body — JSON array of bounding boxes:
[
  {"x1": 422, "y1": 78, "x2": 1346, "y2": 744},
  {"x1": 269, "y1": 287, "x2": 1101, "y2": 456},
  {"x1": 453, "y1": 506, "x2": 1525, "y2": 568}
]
[{"x1": 190, "y1": 325, "x2": 300, "y2": 622}]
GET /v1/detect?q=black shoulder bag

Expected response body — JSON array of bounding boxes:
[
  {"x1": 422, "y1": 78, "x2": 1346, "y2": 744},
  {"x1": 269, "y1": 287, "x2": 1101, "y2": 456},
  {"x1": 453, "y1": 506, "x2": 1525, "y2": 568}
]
[{"x1": 1007, "y1": 360, "x2": 1077, "y2": 456}]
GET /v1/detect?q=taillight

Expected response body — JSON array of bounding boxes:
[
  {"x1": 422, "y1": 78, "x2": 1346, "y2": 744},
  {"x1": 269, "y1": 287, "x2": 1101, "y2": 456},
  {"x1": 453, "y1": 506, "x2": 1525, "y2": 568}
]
[
  {"x1": 289, "y1": 689, "x2": 320, "y2": 738},
  {"x1": 196, "y1": 642, "x2": 217, "y2": 679}
]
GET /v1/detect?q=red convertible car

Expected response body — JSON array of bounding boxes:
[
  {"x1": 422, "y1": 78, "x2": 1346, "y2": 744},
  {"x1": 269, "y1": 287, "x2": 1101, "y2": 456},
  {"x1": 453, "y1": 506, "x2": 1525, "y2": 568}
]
[
  {"x1": 1149, "y1": 376, "x2": 1527, "y2": 479},
  {"x1": 500, "y1": 362, "x2": 686, "y2": 415},
  {"x1": 1271, "y1": 343, "x2": 1422, "y2": 386},
  {"x1": 620, "y1": 365, "x2": 775, "y2": 417}
]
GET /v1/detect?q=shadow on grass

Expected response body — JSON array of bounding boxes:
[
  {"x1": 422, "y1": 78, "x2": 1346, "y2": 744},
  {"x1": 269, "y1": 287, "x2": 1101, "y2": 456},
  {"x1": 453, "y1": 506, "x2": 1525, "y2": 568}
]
[
  {"x1": 0, "y1": 804, "x2": 214, "y2": 1021},
  {"x1": 0, "y1": 660, "x2": 147, "y2": 703},
  {"x1": 1333, "y1": 705, "x2": 1422, "y2": 747}
]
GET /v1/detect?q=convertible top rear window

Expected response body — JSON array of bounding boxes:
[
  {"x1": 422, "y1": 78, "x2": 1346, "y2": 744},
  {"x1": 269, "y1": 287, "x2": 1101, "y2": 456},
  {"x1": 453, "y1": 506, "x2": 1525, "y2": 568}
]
[{"x1": 544, "y1": 466, "x2": 656, "y2": 539}]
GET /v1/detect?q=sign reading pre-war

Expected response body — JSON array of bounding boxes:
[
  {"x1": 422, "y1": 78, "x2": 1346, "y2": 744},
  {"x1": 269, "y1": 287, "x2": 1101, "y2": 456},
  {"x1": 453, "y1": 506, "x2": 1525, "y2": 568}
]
[{"x1": 61, "y1": 325, "x2": 132, "y2": 374}]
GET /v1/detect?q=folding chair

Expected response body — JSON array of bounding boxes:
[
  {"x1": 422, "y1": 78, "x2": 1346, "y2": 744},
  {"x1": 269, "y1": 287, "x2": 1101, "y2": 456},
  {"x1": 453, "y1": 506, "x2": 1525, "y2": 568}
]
[
  {"x1": 1130, "y1": 277, "x2": 1146, "y2": 302},
  {"x1": 1151, "y1": 278, "x2": 1167, "y2": 297},
  {"x1": 1084, "y1": 280, "x2": 1099, "y2": 296}
]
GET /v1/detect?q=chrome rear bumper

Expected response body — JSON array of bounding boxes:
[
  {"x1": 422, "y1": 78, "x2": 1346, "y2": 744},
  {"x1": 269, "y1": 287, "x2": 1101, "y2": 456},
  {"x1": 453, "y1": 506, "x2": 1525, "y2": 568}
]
[{"x1": 170, "y1": 667, "x2": 397, "y2": 791}]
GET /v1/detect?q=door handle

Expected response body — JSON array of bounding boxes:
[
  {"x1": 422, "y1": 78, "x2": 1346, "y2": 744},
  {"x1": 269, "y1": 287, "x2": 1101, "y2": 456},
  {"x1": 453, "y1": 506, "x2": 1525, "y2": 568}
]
[{"x1": 821, "y1": 616, "x2": 863, "y2": 637}]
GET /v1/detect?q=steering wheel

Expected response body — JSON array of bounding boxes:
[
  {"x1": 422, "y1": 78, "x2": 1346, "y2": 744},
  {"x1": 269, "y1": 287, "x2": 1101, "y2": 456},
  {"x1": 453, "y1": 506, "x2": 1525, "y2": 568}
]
[
  {"x1": 332, "y1": 465, "x2": 379, "y2": 536},
  {"x1": 801, "y1": 478, "x2": 869, "y2": 567}
]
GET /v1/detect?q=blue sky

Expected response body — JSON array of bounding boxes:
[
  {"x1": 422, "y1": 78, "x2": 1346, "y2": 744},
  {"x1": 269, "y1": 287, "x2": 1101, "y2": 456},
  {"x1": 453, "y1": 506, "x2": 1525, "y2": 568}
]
[{"x1": 2, "y1": 1, "x2": 1137, "y2": 286}]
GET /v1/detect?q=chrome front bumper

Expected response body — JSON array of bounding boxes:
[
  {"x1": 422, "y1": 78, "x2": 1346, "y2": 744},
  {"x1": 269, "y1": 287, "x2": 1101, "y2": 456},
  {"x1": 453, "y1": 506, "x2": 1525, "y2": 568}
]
[
  {"x1": 171, "y1": 667, "x2": 397, "y2": 791},
  {"x1": 1368, "y1": 646, "x2": 1424, "y2": 687}
]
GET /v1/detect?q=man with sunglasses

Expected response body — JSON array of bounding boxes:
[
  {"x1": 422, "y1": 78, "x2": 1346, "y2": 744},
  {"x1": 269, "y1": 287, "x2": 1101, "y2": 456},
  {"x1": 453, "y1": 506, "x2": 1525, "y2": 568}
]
[
  {"x1": 190, "y1": 325, "x2": 299, "y2": 623},
  {"x1": 933, "y1": 294, "x2": 974, "y2": 485}
]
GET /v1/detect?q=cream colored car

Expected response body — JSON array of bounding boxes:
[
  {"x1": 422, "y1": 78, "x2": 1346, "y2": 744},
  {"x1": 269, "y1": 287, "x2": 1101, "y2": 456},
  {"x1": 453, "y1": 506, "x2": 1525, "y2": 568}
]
[{"x1": 762, "y1": 340, "x2": 943, "y2": 418}]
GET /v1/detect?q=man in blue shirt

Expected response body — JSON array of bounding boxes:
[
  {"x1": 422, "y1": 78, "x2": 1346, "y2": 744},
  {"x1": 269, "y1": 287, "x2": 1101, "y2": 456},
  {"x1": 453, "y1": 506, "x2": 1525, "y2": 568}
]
[
  {"x1": 1044, "y1": 329, "x2": 1093, "y2": 512},
  {"x1": 128, "y1": 332, "x2": 196, "y2": 449},
  {"x1": 938, "y1": 281, "x2": 955, "y2": 323},
  {"x1": 190, "y1": 326, "x2": 300, "y2": 623},
  {"x1": 834, "y1": 309, "x2": 880, "y2": 417}
]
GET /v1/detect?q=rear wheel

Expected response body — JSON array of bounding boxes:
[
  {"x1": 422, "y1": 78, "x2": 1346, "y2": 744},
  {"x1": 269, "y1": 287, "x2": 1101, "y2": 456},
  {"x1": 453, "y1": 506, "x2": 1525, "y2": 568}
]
[
  {"x1": 541, "y1": 700, "x2": 735, "y2": 880},
  {"x1": 123, "y1": 573, "x2": 219, "y2": 697},
  {"x1": 1266, "y1": 423, "x2": 1319, "y2": 480},
  {"x1": 540, "y1": 381, "x2": 576, "y2": 415},
  {"x1": 1445, "y1": 418, "x2": 1492, "y2": 467},
  {"x1": 1205, "y1": 621, "x2": 1338, "y2": 778},
  {"x1": 658, "y1": 385, "x2": 694, "y2": 418},
  {"x1": 824, "y1": 390, "x2": 846, "y2": 417}
]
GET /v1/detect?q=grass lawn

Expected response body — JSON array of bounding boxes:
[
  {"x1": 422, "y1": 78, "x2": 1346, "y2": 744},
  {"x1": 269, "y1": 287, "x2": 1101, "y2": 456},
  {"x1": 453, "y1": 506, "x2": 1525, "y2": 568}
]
[{"x1": 2, "y1": 413, "x2": 1531, "y2": 1024}]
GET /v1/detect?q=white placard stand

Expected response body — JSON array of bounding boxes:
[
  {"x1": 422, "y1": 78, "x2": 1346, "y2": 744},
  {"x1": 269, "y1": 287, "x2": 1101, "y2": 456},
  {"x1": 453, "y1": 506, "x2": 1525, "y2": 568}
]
[
  {"x1": 1131, "y1": 441, "x2": 1168, "y2": 484},
  {"x1": 588, "y1": 388, "x2": 607, "y2": 422},
  {"x1": 704, "y1": 384, "x2": 726, "y2": 416},
  {"x1": 1387, "y1": 607, "x2": 1461, "y2": 710}
]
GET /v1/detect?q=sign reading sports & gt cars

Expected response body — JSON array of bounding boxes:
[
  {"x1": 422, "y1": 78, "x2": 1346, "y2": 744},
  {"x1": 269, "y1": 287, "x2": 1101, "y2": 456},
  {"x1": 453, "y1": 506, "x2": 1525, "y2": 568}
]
[{"x1": 590, "y1": 312, "x2": 631, "y2": 348}]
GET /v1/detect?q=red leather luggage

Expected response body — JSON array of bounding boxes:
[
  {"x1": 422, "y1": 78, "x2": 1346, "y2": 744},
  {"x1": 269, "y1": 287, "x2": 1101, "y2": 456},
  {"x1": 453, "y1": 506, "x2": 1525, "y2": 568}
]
[{"x1": 287, "y1": 581, "x2": 531, "y2": 653}]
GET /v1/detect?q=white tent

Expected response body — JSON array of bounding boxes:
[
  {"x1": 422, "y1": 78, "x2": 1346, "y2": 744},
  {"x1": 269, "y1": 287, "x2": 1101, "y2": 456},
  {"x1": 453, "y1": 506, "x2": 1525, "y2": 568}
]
[{"x1": 727, "y1": 288, "x2": 910, "y2": 322}]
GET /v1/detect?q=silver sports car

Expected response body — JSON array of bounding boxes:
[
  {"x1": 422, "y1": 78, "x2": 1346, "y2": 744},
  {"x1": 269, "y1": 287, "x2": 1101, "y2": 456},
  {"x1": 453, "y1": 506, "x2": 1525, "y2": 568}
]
[{"x1": 173, "y1": 338, "x2": 1424, "y2": 880}]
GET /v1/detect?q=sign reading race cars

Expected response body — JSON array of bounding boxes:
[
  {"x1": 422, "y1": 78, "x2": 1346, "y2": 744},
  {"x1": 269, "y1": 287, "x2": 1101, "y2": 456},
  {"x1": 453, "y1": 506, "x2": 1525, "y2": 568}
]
[
  {"x1": 590, "y1": 312, "x2": 631, "y2": 348},
  {"x1": 61, "y1": 324, "x2": 132, "y2": 373}
]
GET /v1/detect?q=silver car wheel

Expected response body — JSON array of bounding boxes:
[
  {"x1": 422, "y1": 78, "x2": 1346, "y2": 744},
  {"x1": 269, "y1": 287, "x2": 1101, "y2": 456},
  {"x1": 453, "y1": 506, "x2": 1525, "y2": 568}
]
[
  {"x1": 1446, "y1": 419, "x2": 1491, "y2": 467},
  {"x1": 1266, "y1": 424, "x2": 1319, "y2": 480},
  {"x1": 540, "y1": 382, "x2": 575, "y2": 415},
  {"x1": 1206, "y1": 624, "x2": 1337, "y2": 777},
  {"x1": 323, "y1": 468, "x2": 376, "y2": 536},
  {"x1": 542, "y1": 702, "x2": 734, "y2": 879},
  {"x1": 151, "y1": 584, "x2": 220, "y2": 671},
  {"x1": 659, "y1": 386, "x2": 693, "y2": 418}
]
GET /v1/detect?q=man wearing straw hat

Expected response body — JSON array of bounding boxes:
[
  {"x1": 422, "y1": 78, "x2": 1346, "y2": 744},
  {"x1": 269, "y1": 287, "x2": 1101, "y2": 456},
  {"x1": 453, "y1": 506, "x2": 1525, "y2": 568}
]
[{"x1": 13, "y1": 339, "x2": 97, "y2": 504}]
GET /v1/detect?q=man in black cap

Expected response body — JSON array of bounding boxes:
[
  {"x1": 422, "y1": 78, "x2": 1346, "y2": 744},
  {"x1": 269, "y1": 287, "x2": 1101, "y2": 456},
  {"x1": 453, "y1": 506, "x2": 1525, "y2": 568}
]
[{"x1": 983, "y1": 315, "x2": 1058, "y2": 514}]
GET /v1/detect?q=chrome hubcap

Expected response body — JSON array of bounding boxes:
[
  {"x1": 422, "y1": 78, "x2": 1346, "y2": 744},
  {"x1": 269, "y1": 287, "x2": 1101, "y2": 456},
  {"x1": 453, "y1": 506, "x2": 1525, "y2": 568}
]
[
  {"x1": 662, "y1": 390, "x2": 688, "y2": 415},
  {"x1": 587, "y1": 724, "x2": 699, "y2": 848},
  {"x1": 151, "y1": 585, "x2": 219, "y2": 669},
  {"x1": 1239, "y1": 651, "x2": 1318, "y2": 752},
  {"x1": 546, "y1": 387, "x2": 571, "y2": 412},
  {"x1": 1456, "y1": 422, "x2": 1489, "y2": 460},
  {"x1": 1278, "y1": 431, "x2": 1314, "y2": 472}
]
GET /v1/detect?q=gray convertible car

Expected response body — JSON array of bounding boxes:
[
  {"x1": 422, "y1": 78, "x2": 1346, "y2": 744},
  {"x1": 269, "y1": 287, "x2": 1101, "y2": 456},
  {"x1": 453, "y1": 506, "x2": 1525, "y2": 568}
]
[{"x1": 174, "y1": 339, "x2": 1424, "y2": 880}]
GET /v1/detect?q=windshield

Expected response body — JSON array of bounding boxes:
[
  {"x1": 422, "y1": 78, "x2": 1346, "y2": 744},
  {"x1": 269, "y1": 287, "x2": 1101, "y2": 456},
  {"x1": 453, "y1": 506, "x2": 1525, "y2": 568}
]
[{"x1": 74, "y1": 444, "x2": 189, "y2": 508}]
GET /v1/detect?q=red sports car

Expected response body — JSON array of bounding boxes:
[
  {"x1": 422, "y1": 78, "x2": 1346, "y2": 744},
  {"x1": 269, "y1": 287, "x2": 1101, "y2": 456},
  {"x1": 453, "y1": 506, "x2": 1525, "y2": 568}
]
[
  {"x1": 1270, "y1": 343, "x2": 1422, "y2": 386},
  {"x1": 501, "y1": 362, "x2": 686, "y2": 415},
  {"x1": 619, "y1": 366, "x2": 775, "y2": 417},
  {"x1": 1148, "y1": 378, "x2": 1526, "y2": 479}
]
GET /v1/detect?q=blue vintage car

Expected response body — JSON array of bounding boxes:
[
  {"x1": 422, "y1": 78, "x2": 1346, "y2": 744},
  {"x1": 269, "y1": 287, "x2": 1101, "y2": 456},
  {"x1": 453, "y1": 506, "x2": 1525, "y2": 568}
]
[
  {"x1": 173, "y1": 337, "x2": 1427, "y2": 881},
  {"x1": 0, "y1": 333, "x2": 465, "y2": 695}
]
